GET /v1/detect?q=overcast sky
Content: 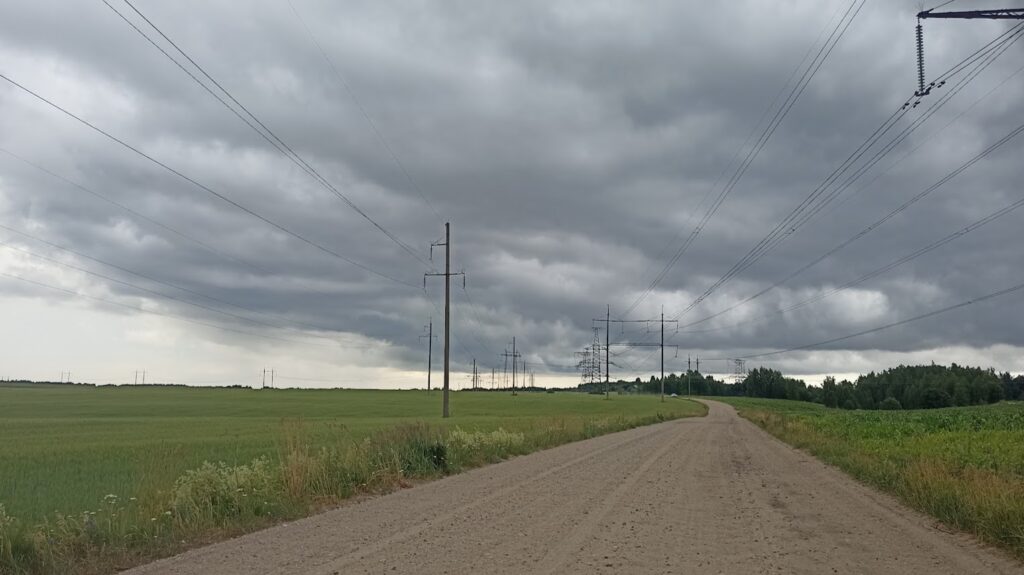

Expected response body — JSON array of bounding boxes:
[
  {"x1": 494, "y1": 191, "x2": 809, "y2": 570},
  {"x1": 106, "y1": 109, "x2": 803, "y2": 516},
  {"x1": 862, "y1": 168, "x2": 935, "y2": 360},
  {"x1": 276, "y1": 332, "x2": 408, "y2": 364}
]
[{"x1": 1, "y1": 0, "x2": 1022, "y2": 388}]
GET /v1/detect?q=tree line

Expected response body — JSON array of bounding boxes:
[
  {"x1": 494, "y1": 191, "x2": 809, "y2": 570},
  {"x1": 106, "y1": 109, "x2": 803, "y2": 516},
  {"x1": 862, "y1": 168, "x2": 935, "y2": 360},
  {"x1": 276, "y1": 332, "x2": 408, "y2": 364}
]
[{"x1": 584, "y1": 363, "x2": 1023, "y2": 410}]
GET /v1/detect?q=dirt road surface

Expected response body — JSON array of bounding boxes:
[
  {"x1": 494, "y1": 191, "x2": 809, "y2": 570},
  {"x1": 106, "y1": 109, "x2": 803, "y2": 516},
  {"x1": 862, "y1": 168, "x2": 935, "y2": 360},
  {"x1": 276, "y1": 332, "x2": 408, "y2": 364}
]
[{"x1": 123, "y1": 401, "x2": 1022, "y2": 574}]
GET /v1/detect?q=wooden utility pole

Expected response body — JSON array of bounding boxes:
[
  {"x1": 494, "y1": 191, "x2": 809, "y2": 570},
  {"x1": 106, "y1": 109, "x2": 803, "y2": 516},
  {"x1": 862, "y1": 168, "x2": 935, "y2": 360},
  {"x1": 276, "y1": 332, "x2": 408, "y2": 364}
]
[
  {"x1": 512, "y1": 337, "x2": 517, "y2": 395},
  {"x1": 605, "y1": 305, "x2": 610, "y2": 398},
  {"x1": 425, "y1": 223, "x2": 464, "y2": 418},
  {"x1": 419, "y1": 318, "x2": 437, "y2": 392},
  {"x1": 444, "y1": 223, "x2": 450, "y2": 415},
  {"x1": 661, "y1": 309, "x2": 665, "y2": 402}
]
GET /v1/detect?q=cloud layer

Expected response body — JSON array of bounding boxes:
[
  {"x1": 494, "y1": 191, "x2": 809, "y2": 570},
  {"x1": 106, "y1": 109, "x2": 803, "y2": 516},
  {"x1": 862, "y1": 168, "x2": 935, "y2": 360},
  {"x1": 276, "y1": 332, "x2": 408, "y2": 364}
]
[{"x1": 1, "y1": 0, "x2": 1023, "y2": 387}]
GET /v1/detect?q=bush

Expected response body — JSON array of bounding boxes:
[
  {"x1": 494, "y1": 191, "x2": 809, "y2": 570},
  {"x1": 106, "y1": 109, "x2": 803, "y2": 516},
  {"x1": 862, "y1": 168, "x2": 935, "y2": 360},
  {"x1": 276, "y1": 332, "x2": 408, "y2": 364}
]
[
  {"x1": 446, "y1": 428, "x2": 525, "y2": 467},
  {"x1": 170, "y1": 458, "x2": 277, "y2": 524},
  {"x1": 922, "y1": 388, "x2": 953, "y2": 409},
  {"x1": 842, "y1": 399, "x2": 858, "y2": 410},
  {"x1": 0, "y1": 504, "x2": 16, "y2": 568},
  {"x1": 879, "y1": 397, "x2": 902, "y2": 410}
]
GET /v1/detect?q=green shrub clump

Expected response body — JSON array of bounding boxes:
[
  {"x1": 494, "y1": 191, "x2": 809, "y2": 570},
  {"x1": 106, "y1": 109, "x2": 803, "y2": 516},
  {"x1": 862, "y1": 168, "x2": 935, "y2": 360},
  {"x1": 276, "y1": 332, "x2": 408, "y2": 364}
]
[
  {"x1": 171, "y1": 457, "x2": 278, "y2": 524},
  {"x1": 879, "y1": 397, "x2": 902, "y2": 410}
]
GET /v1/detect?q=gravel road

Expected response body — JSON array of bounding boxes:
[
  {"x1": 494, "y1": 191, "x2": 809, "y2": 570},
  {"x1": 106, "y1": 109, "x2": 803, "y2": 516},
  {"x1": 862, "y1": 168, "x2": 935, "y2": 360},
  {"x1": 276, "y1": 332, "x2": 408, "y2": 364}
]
[{"x1": 123, "y1": 400, "x2": 1022, "y2": 574}]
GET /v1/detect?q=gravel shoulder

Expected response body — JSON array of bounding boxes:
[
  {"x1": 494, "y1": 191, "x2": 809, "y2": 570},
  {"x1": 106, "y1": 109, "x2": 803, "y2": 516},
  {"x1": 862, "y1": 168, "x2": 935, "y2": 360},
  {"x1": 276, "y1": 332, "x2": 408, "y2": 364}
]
[{"x1": 123, "y1": 400, "x2": 1023, "y2": 574}]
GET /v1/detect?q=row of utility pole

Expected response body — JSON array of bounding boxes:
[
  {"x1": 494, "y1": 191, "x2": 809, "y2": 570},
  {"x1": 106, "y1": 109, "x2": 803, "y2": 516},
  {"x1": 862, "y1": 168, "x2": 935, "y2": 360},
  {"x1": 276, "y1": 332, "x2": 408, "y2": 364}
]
[
  {"x1": 419, "y1": 223, "x2": 716, "y2": 416},
  {"x1": 500, "y1": 337, "x2": 525, "y2": 395},
  {"x1": 580, "y1": 305, "x2": 746, "y2": 399},
  {"x1": 592, "y1": 305, "x2": 677, "y2": 401}
]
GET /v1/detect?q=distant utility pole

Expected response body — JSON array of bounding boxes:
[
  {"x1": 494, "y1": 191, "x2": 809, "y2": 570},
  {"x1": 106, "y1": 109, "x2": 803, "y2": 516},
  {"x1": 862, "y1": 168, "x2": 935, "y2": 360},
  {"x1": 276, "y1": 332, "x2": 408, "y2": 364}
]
[
  {"x1": 425, "y1": 222, "x2": 465, "y2": 418},
  {"x1": 491, "y1": 367, "x2": 496, "y2": 390},
  {"x1": 142, "y1": 371, "x2": 146, "y2": 385},
  {"x1": 262, "y1": 368, "x2": 266, "y2": 389},
  {"x1": 658, "y1": 309, "x2": 678, "y2": 402},
  {"x1": 500, "y1": 338, "x2": 521, "y2": 396},
  {"x1": 732, "y1": 358, "x2": 746, "y2": 385},
  {"x1": 419, "y1": 318, "x2": 437, "y2": 392},
  {"x1": 513, "y1": 337, "x2": 518, "y2": 395},
  {"x1": 574, "y1": 328, "x2": 603, "y2": 385},
  {"x1": 593, "y1": 306, "x2": 611, "y2": 398},
  {"x1": 134, "y1": 370, "x2": 138, "y2": 385},
  {"x1": 503, "y1": 350, "x2": 509, "y2": 389},
  {"x1": 471, "y1": 358, "x2": 480, "y2": 390},
  {"x1": 686, "y1": 356, "x2": 700, "y2": 396},
  {"x1": 271, "y1": 369, "x2": 275, "y2": 389}
]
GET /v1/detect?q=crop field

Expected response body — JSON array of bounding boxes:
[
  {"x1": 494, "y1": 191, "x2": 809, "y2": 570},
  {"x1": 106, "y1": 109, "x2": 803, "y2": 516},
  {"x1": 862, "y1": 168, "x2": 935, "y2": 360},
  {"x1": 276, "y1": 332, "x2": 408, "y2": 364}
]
[
  {"x1": 0, "y1": 385, "x2": 703, "y2": 521},
  {"x1": 0, "y1": 384, "x2": 703, "y2": 574},
  {"x1": 714, "y1": 397, "x2": 1024, "y2": 558}
]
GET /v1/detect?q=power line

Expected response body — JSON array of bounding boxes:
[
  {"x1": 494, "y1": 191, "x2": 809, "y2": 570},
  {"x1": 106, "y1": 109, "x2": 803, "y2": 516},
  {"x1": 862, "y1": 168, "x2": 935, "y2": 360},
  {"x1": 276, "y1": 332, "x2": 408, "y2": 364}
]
[
  {"x1": 0, "y1": 72, "x2": 418, "y2": 288},
  {"x1": 285, "y1": 0, "x2": 444, "y2": 224},
  {"x1": 0, "y1": 223, "x2": 367, "y2": 341},
  {"x1": 814, "y1": 55, "x2": 1024, "y2": 226},
  {"x1": 0, "y1": 147, "x2": 270, "y2": 276},
  {"x1": 709, "y1": 108, "x2": 1024, "y2": 328},
  {"x1": 623, "y1": 0, "x2": 865, "y2": 316},
  {"x1": 671, "y1": 23, "x2": 1024, "y2": 329},
  {"x1": 424, "y1": 284, "x2": 475, "y2": 361},
  {"x1": 740, "y1": 277, "x2": 1024, "y2": 360},
  {"x1": 681, "y1": 188, "x2": 1024, "y2": 335},
  {"x1": 671, "y1": 22, "x2": 1024, "y2": 322},
  {"x1": 0, "y1": 147, "x2": 400, "y2": 338},
  {"x1": 101, "y1": 0, "x2": 431, "y2": 267},
  {"x1": 0, "y1": 270, "x2": 328, "y2": 346},
  {"x1": 0, "y1": 237, "x2": 351, "y2": 347},
  {"x1": 456, "y1": 285, "x2": 495, "y2": 357}
]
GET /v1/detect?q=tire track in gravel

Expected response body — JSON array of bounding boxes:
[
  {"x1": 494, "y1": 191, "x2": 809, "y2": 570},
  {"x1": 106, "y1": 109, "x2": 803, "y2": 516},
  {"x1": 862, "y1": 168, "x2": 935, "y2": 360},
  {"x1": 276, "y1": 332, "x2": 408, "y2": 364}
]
[
  {"x1": 531, "y1": 419, "x2": 697, "y2": 574},
  {"x1": 303, "y1": 419, "x2": 687, "y2": 574}
]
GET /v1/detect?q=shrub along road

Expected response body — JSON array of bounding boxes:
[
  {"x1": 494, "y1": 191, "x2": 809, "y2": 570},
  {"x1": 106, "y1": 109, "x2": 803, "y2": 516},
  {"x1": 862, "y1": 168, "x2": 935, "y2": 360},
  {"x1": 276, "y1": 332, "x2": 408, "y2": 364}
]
[{"x1": 123, "y1": 401, "x2": 1020, "y2": 574}]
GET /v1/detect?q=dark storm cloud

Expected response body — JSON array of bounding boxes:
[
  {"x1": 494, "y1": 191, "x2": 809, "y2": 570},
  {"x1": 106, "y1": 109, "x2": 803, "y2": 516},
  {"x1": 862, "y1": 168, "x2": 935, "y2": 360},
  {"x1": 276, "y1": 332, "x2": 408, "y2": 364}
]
[{"x1": 1, "y1": 0, "x2": 1023, "y2": 383}]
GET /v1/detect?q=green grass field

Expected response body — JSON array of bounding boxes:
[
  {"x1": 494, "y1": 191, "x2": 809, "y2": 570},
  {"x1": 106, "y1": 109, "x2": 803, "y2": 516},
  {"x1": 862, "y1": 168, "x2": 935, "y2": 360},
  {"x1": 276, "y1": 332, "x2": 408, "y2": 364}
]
[
  {"x1": 710, "y1": 397, "x2": 1024, "y2": 559},
  {"x1": 0, "y1": 384, "x2": 703, "y2": 574}
]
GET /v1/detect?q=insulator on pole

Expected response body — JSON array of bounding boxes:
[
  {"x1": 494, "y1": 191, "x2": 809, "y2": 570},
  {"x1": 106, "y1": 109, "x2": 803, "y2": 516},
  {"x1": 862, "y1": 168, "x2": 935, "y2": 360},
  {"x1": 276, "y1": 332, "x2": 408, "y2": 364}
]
[{"x1": 916, "y1": 20, "x2": 926, "y2": 96}]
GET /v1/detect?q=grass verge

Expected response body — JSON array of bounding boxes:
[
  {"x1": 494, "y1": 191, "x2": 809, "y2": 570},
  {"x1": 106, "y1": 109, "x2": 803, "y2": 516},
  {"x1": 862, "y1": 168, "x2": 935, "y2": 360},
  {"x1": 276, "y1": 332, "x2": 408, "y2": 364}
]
[
  {"x1": 711, "y1": 397, "x2": 1024, "y2": 559},
  {"x1": 0, "y1": 389, "x2": 704, "y2": 575}
]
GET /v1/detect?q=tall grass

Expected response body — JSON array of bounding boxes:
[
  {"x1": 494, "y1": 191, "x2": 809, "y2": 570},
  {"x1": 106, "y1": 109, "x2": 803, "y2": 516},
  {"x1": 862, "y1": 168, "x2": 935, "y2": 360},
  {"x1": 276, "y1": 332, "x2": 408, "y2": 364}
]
[
  {"x1": 721, "y1": 398, "x2": 1024, "y2": 559},
  {"x1": 0, "y1": 403, "x2": 701, "y2": 575}
]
